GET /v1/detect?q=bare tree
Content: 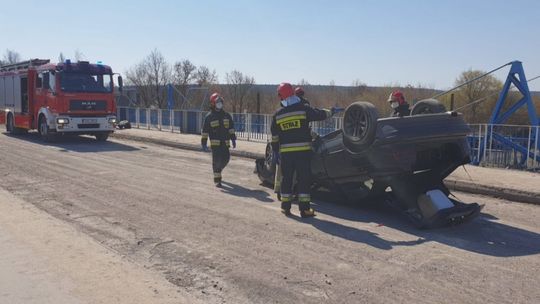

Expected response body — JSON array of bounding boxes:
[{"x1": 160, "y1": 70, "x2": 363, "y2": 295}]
[
  {"x1": 298, "y1": 78, "x2": 310, "y2": 86},
  {"x1": 3, "y1": 49, "x2": 21, "y2": 64},
  {"x1": 194, "y1": 66, "x2": 218, "y2": 86},
  {"x1": 125, "y1": 49, "x2": 172, "y2": 108},
  {"x1": 173, "y1": 59, "x2": 197, "y2": 100},
  {"x1": 224, "y1": 70, "x2": 255, "y2": 113},
  {"x1": 74, "y1": 49, "x2": 85, "y2": 61},
  {"x1": 58, "y1": 52, "x2": 66, "y2": 63}
]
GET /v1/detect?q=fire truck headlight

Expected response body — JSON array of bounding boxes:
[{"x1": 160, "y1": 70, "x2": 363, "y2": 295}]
[
  {"x1": 56, "y1": 118, "x2": 69, "y2": 124},
  {"x1": 108, "y1": 117, "x2": 117, "y2": 124}
]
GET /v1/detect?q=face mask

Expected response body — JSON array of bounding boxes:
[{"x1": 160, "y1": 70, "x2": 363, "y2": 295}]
[
  {"x1": 391, "y1": 102, "x2": 399, "y2": 109},
  {"x1": 216, "y1": 101, "x2": 223, "y2": 110}
]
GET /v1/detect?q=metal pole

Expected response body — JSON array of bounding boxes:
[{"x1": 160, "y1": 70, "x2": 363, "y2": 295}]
[
  {"x1": 450, "y1": 94, "x2": 455, "y2": 111},
  {"x1": 482, "y1": 124, "x2": 488, "y2": 165},
  {"x1": 488, "y1": 124, "x2": 494, "y2": 165},
  {"x1": 158, "y1": 109, "x2": 162, "y2": 131},
  {"x1": 477, "y1": 124, "x2": 482, "y2": 163},
  {"x1": 247, "y1": 113, "x2": 251, "y2": 141},
  {"x1": 170, "y1": 110, "x2": 174, "y2": 133},
  {"x1": 526, "y1": 126, "x2": 532, "y2": 169},
  {"x1": 533, "y1": 126, "x2": 540, "y2": 166},
  {"x1": 147, "y1": 108, "x2": 150, "y2": 130},
  {"x1": 136, "y1": 108, "x2": 140, "y2": 129}
]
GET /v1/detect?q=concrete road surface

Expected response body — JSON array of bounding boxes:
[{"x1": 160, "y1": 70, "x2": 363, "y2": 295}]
[{"x1": 0, "y1": 132, "x2": 539, "y2": 304}]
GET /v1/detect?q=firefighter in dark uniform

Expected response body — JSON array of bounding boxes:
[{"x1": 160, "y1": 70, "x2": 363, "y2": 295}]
[
  {"x1": 271, "y1": 82, "x2": 337, "y2": 217},
  {"x1": 201, "y1": 93, "x2": 237, "y2": 187},
  {"x1": 273, "y1": 86, "x2": 315, "y2": 198},
  {"x1": 388, "y1": 90, "x2": 411, "y2": 117}
]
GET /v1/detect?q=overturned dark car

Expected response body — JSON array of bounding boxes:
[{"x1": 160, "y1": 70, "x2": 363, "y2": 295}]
[{"x1": 255, "y1": 99, "x2": 483, "y2": 228}]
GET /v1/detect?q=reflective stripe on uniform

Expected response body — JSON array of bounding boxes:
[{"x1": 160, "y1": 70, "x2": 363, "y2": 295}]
[
  {"x1": 223, "y1": 119, "x2": 230, "y2": 128},
  {"x1": 201, "y1": 132, "x2": 209, "y2": 139},
  {"x1": 280, "y1": 193, "x2": 291, "y2": 202},
  {"x1": 276, "y1": 111, "x2": 306, "y2": 121},
  {"x1": 228, "y1": 129, "x2": 235, "y2": 134},
  {"x1": 276, "y1": 111, "x2": 307, "y2": 124},
  {"x1": 210, "y1": 139, "x2": 221, "y2": 146},
  {"x1": 324, "y1": 109, "x2": 332, "y2": 118},
  {"x1": 214, "y1": 172, "x2": 222, "y2": 178},
  {"x1": 279, "y1": 142, "x2": 312, "y2": 153},
  {"x1": 210, "y1": 120, "x2": 219, "y2": 127},
  {"x1": 271, "y1": 135, "x2": 279, "y2": 143},
  {"x1": 298, "y1": 193, "x2": 311, "y2": 202}
]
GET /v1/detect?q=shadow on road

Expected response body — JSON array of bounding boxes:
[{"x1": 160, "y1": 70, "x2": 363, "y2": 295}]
[
  {"x1": 310, "y1": 190, "x2": 540, "y2": 257},
  {"x1": 3, "y1": 132, "x2": 139, "y2": 153},
  {"x1": 220, "y1": 181, "x2": 274, "y2": 203},
  {"x1": 287, "y1": 213, "x2": 426, "y2": 250}
]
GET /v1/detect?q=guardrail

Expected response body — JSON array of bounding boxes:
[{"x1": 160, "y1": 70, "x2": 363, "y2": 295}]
[
  {"x1": 468, "y1": 124, "x2": 539, "y2": 170},
  {"x1": 117, "y1": 107, "x2": 343, "y2": 142},
  {"x1": 117, "y1": 107, "x2": 539, "y2": 171}
]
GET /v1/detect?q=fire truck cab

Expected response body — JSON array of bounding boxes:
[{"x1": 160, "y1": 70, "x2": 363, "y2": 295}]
[{"x1": 0, "y1": 59, "x2": 122, "y2": 141}]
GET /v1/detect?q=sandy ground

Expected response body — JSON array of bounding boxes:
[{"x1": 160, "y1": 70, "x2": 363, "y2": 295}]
[
  {"x1": 0, "y1": 188, "x2": 201, "y2": 304},
  {"x1": 0, "y1": 131, "x2": 539, "y2": 304}
]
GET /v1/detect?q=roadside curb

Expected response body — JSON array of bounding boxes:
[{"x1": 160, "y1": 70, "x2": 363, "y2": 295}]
[
  {"x1": 112, "y1": 132, "x2": 540, "y2": 206},
  {"x1": 111, "y1": 132, "x2": 265, "y2": 160},
  {"x1": 444, "y1": 179, "x2": 540, "y2": 206}
]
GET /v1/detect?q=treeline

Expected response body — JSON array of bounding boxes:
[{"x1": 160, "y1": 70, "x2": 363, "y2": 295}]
[
  {"x1": 123, "y1": 50, "x2": 540, "y2": 124},
  {"x1": 3, "y1": 48, "x2": 539, "y2": 124}
]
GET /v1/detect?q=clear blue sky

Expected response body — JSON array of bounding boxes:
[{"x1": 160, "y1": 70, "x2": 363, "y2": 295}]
[{"x1": 1, "y1": 0, "x2": 540, "y2": 90}]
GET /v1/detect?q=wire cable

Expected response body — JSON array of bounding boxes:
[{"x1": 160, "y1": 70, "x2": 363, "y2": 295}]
[
  {"x1": 432, "y1": 61, "x2": 514, "y2": 99},
  {"x1": 453, "y1": 74, "x2": 540, "y2": 111}
]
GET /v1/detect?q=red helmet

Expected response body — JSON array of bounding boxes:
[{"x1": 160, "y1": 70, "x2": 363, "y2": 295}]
[
  {"x1": 388, "y1": 91, "x2": 405, "y2": 105},
  {"x1": 277, "y1": 83, "x2": 294, "y2": 100},
  {"x1": 295, "y1": 87, "x2": 305, "y2": 97},
  {"x1": 209, "y1": 92, "x2": 222, "y2": 107}
]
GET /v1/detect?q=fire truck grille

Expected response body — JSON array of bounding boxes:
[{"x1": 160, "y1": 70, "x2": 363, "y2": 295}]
[
  {"x1": 78, "y1": 124, "x2": 100, "y2": 129},
  {"x1": 70, "y1": 100, "x2": 107, "y2": 111}
]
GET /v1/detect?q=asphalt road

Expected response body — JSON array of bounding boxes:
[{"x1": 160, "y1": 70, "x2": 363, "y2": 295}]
[{"x1": 0, "y1": 132, "x2": 539, "y2": 304}]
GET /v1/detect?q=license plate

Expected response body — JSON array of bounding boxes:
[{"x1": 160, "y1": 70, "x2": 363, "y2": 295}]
[{"x1": 82, "y1": 119, "x2": 97, "y2": 124}]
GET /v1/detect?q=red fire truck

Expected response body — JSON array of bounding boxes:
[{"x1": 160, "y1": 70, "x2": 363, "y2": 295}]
[{"x1": 0, "y1": 59, "x2": 122, "y2": 141}]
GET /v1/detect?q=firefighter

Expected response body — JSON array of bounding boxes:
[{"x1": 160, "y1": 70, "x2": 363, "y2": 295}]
[
  {"x1": 201, "y1": 93, "x2": 237, "y2": 187},
  {"x1": 295, "y1": 87, "x2": 311, "y2": 106},
  {"x1": 388, "y1": 90, "x2": 411, "y2": 117},
  {"x1": 272, "y1": 86, "x2": 312, "y2": 199},
  {"x1": 271, "y1": 82, "x2": 337, "y2": 217}
]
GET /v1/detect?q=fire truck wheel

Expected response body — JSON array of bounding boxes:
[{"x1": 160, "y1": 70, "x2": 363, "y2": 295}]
[
  {"x1": 6, "y1": 114, "x2": 14, "y2": 133},
  {"x1": 38, "y1": 116, "x2": 55, "y2": 142},
  {"x1": 6, "y1": 114, "x2": 24, "y2": 135},
  {"x1": 95, "y1": 133, "x2": 109, "y2": 142}
]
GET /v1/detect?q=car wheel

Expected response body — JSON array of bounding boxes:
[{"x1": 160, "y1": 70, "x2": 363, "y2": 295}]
[
  {"x1": 264, "y1": 143, "x2": 277, "y2": 173},
  {"x1": 411, "y1": 98, "x2": 446, "y2": 115},
  {"x1": 342, "y1": 101, "x2": 378, "y2": 153}
]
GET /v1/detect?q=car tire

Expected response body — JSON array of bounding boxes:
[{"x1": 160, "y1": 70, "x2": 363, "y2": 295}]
[
  {"x1": 342, "y1": 101, "x2": 378, "y2": 153},
  {"x1": 411, "y1": 98, "x2": 446, "y2": 115},
  {"x1": 255, "y1": 143, "x2": 278, "y2": 185}
]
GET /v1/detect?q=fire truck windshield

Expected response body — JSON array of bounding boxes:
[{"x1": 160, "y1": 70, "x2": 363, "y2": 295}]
[{"x1": 60, "y1": 72, "x2": 113, "y2": 93}]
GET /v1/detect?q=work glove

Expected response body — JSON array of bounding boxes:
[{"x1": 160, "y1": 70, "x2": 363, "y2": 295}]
[
  {"x1": 231, "y1": 139, "x2": 236, "y2": 149},
  {"x1": 201, "y1": 142, "x2": 209, "y2": 152},
  {"x1": 272, "y1": 151, "x2": 280, "y2": 165},
  {"x1": 331, "y1": 107, "x2": 345, "y2": 115}
]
